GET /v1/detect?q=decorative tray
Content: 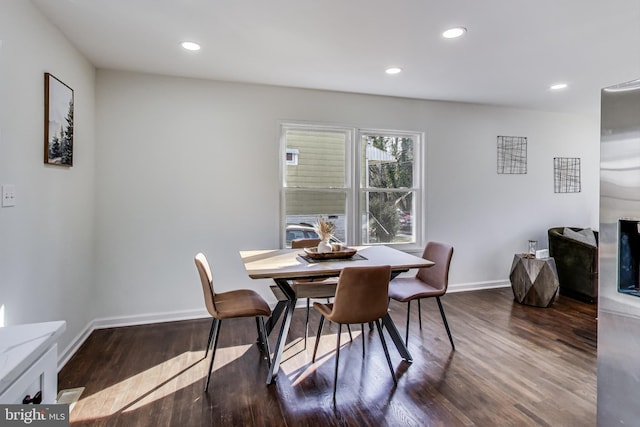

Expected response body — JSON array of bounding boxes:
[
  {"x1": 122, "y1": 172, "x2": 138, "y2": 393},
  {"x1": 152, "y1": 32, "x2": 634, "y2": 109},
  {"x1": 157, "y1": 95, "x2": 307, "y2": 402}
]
[{"x1": 303, "y1": 246, "x2": 357, "y2": 260}]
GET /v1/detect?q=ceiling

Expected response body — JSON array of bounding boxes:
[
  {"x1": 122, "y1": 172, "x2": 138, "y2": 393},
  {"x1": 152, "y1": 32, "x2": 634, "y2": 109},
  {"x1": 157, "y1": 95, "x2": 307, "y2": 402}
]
[{"x1": 31, "y1": 0, "x2": 640, "y2": 116}]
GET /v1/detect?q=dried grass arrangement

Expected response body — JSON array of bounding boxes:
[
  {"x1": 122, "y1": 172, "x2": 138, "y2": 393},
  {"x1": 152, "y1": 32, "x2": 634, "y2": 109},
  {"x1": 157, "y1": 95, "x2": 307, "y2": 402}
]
[{"x1": 314, "y1": 216, "x2": 335, "y2": 241}]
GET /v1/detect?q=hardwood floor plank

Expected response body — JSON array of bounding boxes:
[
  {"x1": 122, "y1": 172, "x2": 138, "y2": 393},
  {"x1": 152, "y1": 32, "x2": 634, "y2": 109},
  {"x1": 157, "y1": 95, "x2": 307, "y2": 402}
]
[{"x1": 59, "y1": 288, "x2": 596, "y2": 426}]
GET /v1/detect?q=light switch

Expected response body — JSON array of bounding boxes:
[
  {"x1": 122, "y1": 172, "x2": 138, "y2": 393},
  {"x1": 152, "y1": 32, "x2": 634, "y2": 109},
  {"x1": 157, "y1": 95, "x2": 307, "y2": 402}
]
[{"x1": 2, "y1": 184, "x2": 16, "y2": 207}]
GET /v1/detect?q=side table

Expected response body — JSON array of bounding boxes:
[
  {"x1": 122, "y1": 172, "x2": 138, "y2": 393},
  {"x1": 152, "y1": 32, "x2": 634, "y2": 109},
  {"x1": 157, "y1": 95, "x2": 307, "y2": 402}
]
[{"x1": 509, "y1": 254, "x2": 559, "y2": 307}]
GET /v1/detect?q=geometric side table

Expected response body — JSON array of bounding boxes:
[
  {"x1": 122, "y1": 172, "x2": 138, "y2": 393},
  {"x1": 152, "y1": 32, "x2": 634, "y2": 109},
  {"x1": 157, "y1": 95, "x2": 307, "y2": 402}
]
[{"x1": 509, "y1": 254, "x2": 559, "y2": 307}]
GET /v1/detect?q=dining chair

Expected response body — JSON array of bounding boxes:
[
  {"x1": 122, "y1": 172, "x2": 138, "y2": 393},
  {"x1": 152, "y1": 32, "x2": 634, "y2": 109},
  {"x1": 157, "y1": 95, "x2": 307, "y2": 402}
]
[
  {"x1": 195, "y1": 252, "x2": 272, "y2": 392},
  {"x1": 388, "y1": 241, "x2": 455, "y2": 349},
  {"x1": 312, "y1": 265, "x2": 396, "y2": 401},
  {"x1": 270, "y1": 238, "x2": 339, "y2": 349}
]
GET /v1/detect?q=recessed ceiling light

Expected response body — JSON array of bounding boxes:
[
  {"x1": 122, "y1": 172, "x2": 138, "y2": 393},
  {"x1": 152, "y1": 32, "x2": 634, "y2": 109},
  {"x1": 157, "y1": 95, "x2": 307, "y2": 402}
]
[
  {"x1": 181, "y1": 41, "x2": 201, "y2": 51},
  {"x1": 442, "y1": 27, "x2": 467, "y2": 39},
  {"x1": 385, "y1": 67, "x2": 402, "y2": 75},
  {"x1": 550, "y1": 83, "x2": 568, "y2": 90}
]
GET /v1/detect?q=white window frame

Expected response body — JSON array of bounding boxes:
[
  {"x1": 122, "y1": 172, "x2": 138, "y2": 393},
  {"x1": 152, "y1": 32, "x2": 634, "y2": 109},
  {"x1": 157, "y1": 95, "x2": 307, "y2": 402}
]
[{"x1": 280, "y1": 122, "x2": 425, "y2": 251}]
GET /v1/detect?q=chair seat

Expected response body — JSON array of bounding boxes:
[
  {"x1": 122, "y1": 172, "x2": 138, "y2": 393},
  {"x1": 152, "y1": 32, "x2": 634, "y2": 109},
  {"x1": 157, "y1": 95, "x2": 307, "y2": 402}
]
[
  {"x1": 215, "y1": 289, "x2": 271, "y2": 319},
  {"x1": 313, "y1": 302, "x2": 333, "y2": 318},
  {"x1": 388, "y1": 277, "x2": 445, "y2": 302}
]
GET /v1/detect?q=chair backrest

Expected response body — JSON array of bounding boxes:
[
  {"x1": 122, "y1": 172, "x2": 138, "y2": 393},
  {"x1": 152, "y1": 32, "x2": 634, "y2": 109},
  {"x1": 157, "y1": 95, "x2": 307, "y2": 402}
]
[
  {"x1": 329, "y1": 265, "x2": 391, "y2": 324},
  {"x1": 416, "y1": 242, "x2": 454, "y2": 292},
  {"x1": 195, "y1": 252, "x2": 219, "y2": 318},
  {"x1": 291, "y1": 238, "x2": 321, "y2": 249}
]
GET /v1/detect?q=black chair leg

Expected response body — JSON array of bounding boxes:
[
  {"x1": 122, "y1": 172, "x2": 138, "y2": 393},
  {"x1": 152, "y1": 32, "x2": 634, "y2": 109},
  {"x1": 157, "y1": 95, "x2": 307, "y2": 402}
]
[
  {"x1": 333, "y1": 323, "x2": 342, "y2": 402},
  {"x1": 304, "y1": 298, "x2": 310, "y2": 350},
  {"x1": 361, "y1": 324, "x2": 366, "y2": 359},
  {"x1": 436, "y1": 297, "x2": 455, "y2": 350},
  {"x1": 255, "y1": 316, "x2": 262, "y2": 346},
  {"x1": 312, "y1": 315, "x2": 326, "y2": 362},
  {"x1": 204, "y1": 318, "x2": 216, "y2": 359},
  {"x1": 347, "y1": 324, "x2": 353, "y2": 342},
  {"x1": 405, "y1": 300, "x2": 411, "y2": 345},
  {"x1": 375, "y1": 319, "x2": 397, "y2": 385},
  {"x1": 204, "y1": 318, "x2": 221, "y2": 392},
  {"x1": 257, "y1": 317, "x2": 271, "y2": 366},
  {"x1": 418, "y1": 299, "x2": 422, "y2": 329}
]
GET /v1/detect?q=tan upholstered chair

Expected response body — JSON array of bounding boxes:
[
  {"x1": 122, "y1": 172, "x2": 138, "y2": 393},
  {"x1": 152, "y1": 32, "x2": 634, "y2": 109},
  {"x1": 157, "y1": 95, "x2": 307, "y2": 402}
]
[
  {"x1": 195, "y1": 252, "x2": 272, "y2": 392},
  {"x1": 271, "y1": 238, "x2": 338, "y2": 349},
  {"x1": 388, "y1": 241, "x2": 455, "y2": 349},
  {"x1": 312, "y1": 265, "x2": 396, "y2": 400}
]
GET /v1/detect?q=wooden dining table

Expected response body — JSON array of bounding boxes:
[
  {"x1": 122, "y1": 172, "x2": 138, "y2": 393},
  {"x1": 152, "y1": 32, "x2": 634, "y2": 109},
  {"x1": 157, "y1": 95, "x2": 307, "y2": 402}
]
[{"x1": 240, "y1": 245, "x2": 434, "y2": 384}]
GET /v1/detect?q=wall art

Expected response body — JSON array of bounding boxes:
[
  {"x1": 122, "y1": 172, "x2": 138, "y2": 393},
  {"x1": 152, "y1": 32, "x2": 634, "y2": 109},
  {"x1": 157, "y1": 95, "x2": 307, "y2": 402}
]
[
  {"x1": 44, "y1": 73, "x2": 74, "y2": 166},
  {"x1": 497, "y1": 135, "x2": 527, "y2": 174}
]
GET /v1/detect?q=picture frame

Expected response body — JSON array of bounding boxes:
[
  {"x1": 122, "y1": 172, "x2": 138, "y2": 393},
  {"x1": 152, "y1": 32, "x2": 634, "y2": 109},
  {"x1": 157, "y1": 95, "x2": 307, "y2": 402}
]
[{"x1": 44, "y1": 73, "x2": 74, "y2": 166}]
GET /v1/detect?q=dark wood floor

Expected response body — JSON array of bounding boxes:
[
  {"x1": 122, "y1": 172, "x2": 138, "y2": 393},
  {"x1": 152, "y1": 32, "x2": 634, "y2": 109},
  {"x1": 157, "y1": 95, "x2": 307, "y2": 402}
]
[{"x1": 58, "y1": 288, "x2": 596, "y2": 426}]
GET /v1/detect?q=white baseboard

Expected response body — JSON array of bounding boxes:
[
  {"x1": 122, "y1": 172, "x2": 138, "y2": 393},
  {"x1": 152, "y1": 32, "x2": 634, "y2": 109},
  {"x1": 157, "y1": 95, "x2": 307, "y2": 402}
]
[
  {"x1": 57, "y1": 281, "x2": 510, "y2": 371},
  {"x1": 448, "y1": 280, "x2": 511, "y2": 293},
  {"x1": 91, "y1": 308, "x2": 209, "y2": 330},
  {"x1": 57, "y1": 308, "x2": 209, "y2": 371},
  {"x1": 58, "y1": 321, "x2": 95, "y2": 371}
]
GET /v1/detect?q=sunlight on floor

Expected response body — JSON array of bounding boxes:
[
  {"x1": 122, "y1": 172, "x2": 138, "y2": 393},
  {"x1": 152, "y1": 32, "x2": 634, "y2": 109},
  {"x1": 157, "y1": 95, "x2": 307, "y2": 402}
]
[
  {"x1": 72, "y1": 344, "x2": 252, "y2": 422},
  {"x1": 288, "y1": 329, "x2": 361, "y2": 386}
]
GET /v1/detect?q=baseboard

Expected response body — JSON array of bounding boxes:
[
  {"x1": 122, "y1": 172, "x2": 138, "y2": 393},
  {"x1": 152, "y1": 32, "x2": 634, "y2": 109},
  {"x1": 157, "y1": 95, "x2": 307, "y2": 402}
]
[
  {"x1": 91, "y1": 308, "x2": 210, "y2": 330},
  {"x1": 57, "y1": 282, "x2": 510, "y2": 371},
  {"x1": 57, "y1": 308, "x2": 210, "y2": 371},
  {"x1": 58, "y1": 321, "x2": 95, "y2": 371},
  {"x1": 448, "y1": 280, "x2": 511, "y2": 293}
]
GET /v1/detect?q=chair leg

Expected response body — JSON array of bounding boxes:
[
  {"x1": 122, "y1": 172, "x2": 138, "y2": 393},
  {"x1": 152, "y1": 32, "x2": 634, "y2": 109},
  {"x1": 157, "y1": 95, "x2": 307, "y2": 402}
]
[
  {"x1": 347, "y1": 324, "x2": 353, "y2": 342},
  {"x1": 405, "y1": 300, "x2": 411, "y2": 345},
  {"x1": 255, "y1": 316, "x2": 262, "y2": 346},
  {"x1": 304, "y1": 298, "x2": 310, "y2": 350},
  {"x1": 361, "y1": 324, "x2": 366, "y2": 359},
  {"x1": 418, "y1": 299, "x2": 422, "y2": 329},
  {"x1": 257, "y1": 317, "x2": 271, "y2": 366},
  {"x1": 204, "y1": 318, "x2": 221, "y2": 392},
  {"x1": 312, "y1": 315, "x2": 326, "y2": 362},
  {"x1": 375, "y1": 319, "x2": 397, "y2": 385},
  {"x1": 436, "y1": 296, "x2": 455, "y2": 350},
  {"x1": 333, "y1": 323, "x2": 342, "y2": 402},
  {"x1": 204, "y1": 318, "x2": 216, "y2": 359}
]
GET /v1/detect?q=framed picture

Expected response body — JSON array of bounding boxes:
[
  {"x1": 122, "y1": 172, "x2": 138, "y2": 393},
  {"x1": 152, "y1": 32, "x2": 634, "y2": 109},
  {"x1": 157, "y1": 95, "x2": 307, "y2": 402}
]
[{"x1": 44, "y1": 73, "x2": 74, "y2": 166}]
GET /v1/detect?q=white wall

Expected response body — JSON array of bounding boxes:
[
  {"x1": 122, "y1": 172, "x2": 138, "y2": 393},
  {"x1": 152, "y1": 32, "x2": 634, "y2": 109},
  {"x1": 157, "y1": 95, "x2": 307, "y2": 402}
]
[
  {"x1": 0, "y1": 1, "x2": 600, "y2": 356},
  {"x1": 0, "y1": 0, "x2": 96, "y2": 357},
  {"x1": 93, "y1": 69, "x2": 599, "y2": 320}
]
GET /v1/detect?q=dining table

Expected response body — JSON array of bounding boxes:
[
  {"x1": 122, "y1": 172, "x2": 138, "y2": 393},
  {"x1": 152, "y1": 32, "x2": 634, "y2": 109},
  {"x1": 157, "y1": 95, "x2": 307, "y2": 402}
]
[{"x1": 239, "y1": 244, "x2": 434, "y2": 384}]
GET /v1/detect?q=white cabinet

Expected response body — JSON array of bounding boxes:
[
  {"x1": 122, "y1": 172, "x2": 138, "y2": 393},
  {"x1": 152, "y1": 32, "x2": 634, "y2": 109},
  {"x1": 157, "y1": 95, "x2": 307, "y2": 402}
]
[{"x1": 0, "y1": 321, "x2": 66, "y2": 404}]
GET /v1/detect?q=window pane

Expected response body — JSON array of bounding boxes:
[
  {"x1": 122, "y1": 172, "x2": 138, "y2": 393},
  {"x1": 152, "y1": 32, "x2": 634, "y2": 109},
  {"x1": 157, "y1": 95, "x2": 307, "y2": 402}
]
[
  {"x1": 285, "y1": 130, "x2": 346, "y2": 188},
  {"x1": 361, "y1": 191, "x2": 414, "y2": 244},
  {"x1": 361, "y1": 135, "x2": 414, "y2": 189},
  {"x1": 285, "y1": 190, "x2": 346, "y2": 244}
]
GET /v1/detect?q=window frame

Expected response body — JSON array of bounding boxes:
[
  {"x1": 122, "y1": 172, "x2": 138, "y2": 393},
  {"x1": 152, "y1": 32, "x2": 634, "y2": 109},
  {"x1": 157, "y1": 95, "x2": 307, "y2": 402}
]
[{"x1": 280, "y1": 122, "x2": 425, "y2": 251}]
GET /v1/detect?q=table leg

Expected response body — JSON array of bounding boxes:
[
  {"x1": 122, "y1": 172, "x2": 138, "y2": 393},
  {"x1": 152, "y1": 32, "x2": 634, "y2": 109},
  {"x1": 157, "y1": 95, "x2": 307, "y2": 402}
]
[
  {"x1": 381, "y1": 312, "x2": 413, "y2": 362},
  {"x1": 266, "y1": 278, "x2": 297, "y2": 384},
  {"x1": 265, "y1": 301, "x2": 287, "y2": 335}
]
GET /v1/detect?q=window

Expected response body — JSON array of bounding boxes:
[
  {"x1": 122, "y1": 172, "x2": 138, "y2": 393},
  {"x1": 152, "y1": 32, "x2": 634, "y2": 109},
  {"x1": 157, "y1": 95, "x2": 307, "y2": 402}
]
[
  {"x1": 285, "y1": 148, "x2": 299, "y2": 165},
  {"x1": 281, "y1": 123, "x2": 423, "y2": 249},
  {"x1": 360, "y1": 131, "x2": 419, "y2": 245}
]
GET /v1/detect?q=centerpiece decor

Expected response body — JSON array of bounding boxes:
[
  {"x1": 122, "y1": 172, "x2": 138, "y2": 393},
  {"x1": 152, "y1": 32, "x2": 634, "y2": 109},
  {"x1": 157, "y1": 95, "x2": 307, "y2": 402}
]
[{"x1": 314, "y1": 216, "x2": 335, "y2": 253}]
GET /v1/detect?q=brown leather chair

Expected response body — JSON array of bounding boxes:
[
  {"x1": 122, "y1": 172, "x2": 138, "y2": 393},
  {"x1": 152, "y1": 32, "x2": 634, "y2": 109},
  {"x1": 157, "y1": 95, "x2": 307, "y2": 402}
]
[
  {"x1": 271, "y1": 238, "x2": 338, "y2": 348},
  {"x1": 195, "y1": 252, "x2": 272, "y2": 392},
  {"x1": 312, "y1": 265, "x2": 396, "y2": 400},
  {"x1": 388, "y1": 241, "x2": 455, "y2": 349}
]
